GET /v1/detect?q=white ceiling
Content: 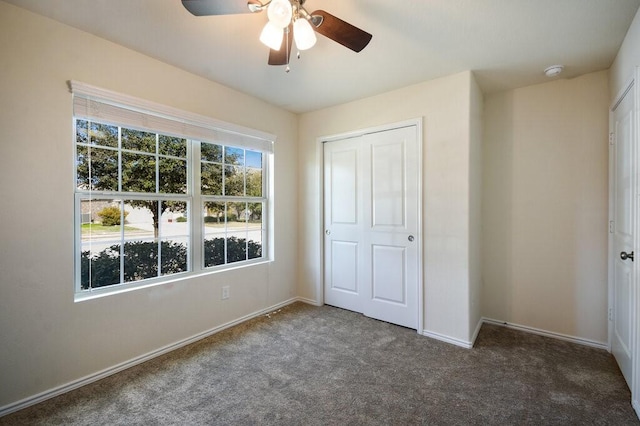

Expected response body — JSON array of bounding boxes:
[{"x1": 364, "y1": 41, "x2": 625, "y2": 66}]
[{"x1": 4, "y1": 0, "x2": 640, "y2": 113}]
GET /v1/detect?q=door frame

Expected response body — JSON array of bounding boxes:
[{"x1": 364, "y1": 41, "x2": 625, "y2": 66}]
[
  {"x1": 634, "y1": 66, "x2": 640, "y2": 418},
  {"x1": 316, "y1": 118, "x2": 424, "y2": 332},
  {"x1": 608, "y1": 67, "x2": 640, "y2": 416}
]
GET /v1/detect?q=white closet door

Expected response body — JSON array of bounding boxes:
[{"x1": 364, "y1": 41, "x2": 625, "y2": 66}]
[{"x1": 324, "y1": 125, "x2": 420, "y2": 329}]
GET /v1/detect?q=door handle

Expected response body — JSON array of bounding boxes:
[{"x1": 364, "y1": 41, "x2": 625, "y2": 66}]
[
  {"x1": 408, "y1": 235, "x2": 414, "y2": 242},
  {"x1": 325, "y1": 229, "x2": 331, "y2": 236},
  {"x1": 620, "y1": 251, "x2": 634, "y2": 261}
]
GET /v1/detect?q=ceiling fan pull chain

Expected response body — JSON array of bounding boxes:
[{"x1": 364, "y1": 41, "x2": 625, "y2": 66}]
[{"x1": 285, "y1": 26, "x2": 291, "y2": 72}]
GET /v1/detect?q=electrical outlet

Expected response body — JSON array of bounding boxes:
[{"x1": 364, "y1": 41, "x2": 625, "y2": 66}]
[{"x1": 221, "y1": 285, "x2": 230, "y2": 300}]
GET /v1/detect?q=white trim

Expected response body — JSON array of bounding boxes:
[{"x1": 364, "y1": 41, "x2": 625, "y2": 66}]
[
  {"x1": 75, "y1": 259, "x2": 273, "y2": 303},
  {"x1": 316, "y1": 118, "x2": 424, "y2": 332},
  {"x1": 608, "y1": 100, "x2": 617, "y2": 352},
  {"x1": 422, "y1": 319, "x2": 609, "y2": 351},
  {"x1": 482, "y1": 318, "x2": 609, "y2": 350},
  {"x1": 634, "y1": 65, "x2": 640, "y2": 417},
  {"x1": 315, "y1": 134, "x2": 325, "y2": 305},
  {"x1": 70, "y1": 80, "x2": 274, "y2": 158},
  {"x1": 612, "y1": 75, "x2": 636, "y2": 112},
  {"x1": 319, "y1": 118, "x2": 422, "y2": 143},
  {"x1": 69, "y1": 81, "x2": 276, "y2": 146},
  {"x1": 0, "y1": 297, "x2": 301, "y2": 418},
  {"x1": 296, "y1": 296, "x2": 322, "y2": 306},
  {"x1": 422, "y1": 329, "x2": 474, "y2": 349},
  {"x1": 414, "y1": 119, "x2": 424, "y2": 333}
]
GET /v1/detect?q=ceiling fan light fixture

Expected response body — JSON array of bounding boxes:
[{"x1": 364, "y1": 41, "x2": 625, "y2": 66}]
[
  {"x1": 293, "y1": 18, "x2": 316, "y2": 50},
  {"x1": 180, "y1": 0, "x2": 372, "y2": 68},
  {"x1": 260, "y1": 21, "x2": 283, "y2": 50},
  {"x1": 267, "y1": 0, "x2": 293, "y2": 28}
]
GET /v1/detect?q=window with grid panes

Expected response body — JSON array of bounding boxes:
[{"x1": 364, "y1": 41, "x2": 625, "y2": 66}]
[{"x1": 72, "y1": 82, "x2": 272, "y2": 298}]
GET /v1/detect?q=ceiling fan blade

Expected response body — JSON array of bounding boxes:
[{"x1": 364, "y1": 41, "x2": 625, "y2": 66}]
[
  {"x1": 311, "y1": 10, "x2": 372, "y2": 53},
  {"x1": 268, "y1": 27, "x2": 294, "y2": 66},
  {"x1": 182, "y1": 0, "x2": 255, "y2": 16}
]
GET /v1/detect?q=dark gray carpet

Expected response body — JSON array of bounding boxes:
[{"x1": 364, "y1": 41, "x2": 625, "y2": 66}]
[{"x1": 2, "y1": 302, "x2": 638, "y2": 425}]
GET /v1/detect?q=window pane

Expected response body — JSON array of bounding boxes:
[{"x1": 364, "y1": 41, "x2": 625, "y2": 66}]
[
  {"x1": 161, "y1": 201, "x2": 188, "y2": 275},
  {"x1": 204, "y1": 237, "x2": 225, "y2": 267},
  {"x1": 161, "y1": 240, "x2": 187, "y2": 275},
  {"x1": 227, "y1": 202, "x2": 247, "y2": 264},
  {"x1": 201, "y1": 163, "x2": 222, "y2": 195},
  {"x1": 122, "y1": 128, "x2": 156, "y2": 153},
  {"x1": 246, "y1": 150, "x2": 262, "y2": 168},
  {"x1": 246, "y1": 168, "x2": 262, "y2": 197},
  {"x1": 123, "y1": 200, "x2": 158, "y2": 282},
  {"x1": 224, "y1": 165, "x2": 244, "y2": 196},
  {"x1": 76, "y1": 146, "x2": 119, "y2": 191},
  {"x1": 226, "y1": 236, "x2": 246, "y2": 263},
  {"x1": 124, "y1": 240, "x2": 158, "y2": 282},
  {"x1": 225, "y1": 147, "x2": 244, "y2": 166},
  {"x1": 204, "y1": 201, "x2": 226, "y2": 267},
  {"x1": 80, "y1": 199, "x2": 124, "y2": 289},
  {"x1": 122, "y1": 152, "x2": 156, "y2": 193},
  {"x1": 90, "y1": 122, "x2": 118, "y2": 148},
  {"x1": 76, "y1": 119, "x2": 88, "y2": 144},
  {"x1": 76, "y1": 145, "x2": 89, "y2": 189},
  {"x1": 159, "y1": 135, "x2": 187, "y2": 158},
  {"x1": 159, "y1": 158, "x2": 187, "y2": 194},
  {"x1": 81, "y1": 245, "x2": 121, "y2": 290},
  {"x1": 124, "y1": 201, "x2": 156, "y2": 240},
  {"x1": 204, "y1": 201, "x2": 225, "y2": 225},
  {"x1": 228, "y1": 201, "x2": 246, "y2": 224},
  {"x1": 247, "y1": 202, "x2": 263, "y2": 260},
  {"x1": 201, "y1": 142, "x2": 222, "y2": 163},
  {"x1": 162, "y1": 200, "x2": 188, "y2": 227}
]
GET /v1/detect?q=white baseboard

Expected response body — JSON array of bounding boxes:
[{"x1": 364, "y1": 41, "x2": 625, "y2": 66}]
[
  {"x1": 421, "y1": 317, "x2": 483, "y2": 349},
  {"x1": 634, "y1": 398, "x2": 640, "y2": 419},
  {"x1": 422, "y1": 329, "x2": 474, "y2": 349},
  {"x1": 0, "y1": 297, "x2": 303, "y2": 418},
  {"x1": 422, "y1": 316, "x2": 608, "y2": 351},
  {"x1": 482, "y1": 317, "x2": 609, "y2": 350},
  {"x1": 295, "y1": 296, "x2": 322, "y2": 306}
]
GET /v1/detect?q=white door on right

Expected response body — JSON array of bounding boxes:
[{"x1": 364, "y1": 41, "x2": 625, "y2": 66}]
[
  {"x1": 359, "y1": 128, "x2": 420, "y2": 329},
  {"x1": 611, "y1": 81, "x2": 636, "y2": 388}
]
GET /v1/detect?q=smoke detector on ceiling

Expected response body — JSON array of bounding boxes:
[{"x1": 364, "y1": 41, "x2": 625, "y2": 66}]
[{"x1": 544, "y1": 65, "x2": 564, "y2": 77}]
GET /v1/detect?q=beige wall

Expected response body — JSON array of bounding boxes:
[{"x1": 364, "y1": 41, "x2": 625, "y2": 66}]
[
  {"x1": 482, "y1": 71, "x2": 610, "y2": 344},
  {"x1": 0, "y1": 2, "x2": 298, "y2": 409},
  {"x1": 298, "y1": 71, "x2": 479, "y2": 345}
]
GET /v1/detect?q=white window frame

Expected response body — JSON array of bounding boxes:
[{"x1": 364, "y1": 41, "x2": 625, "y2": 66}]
[
  {"x1": 195, "y1": 141, "x2": 269, "y2": 270},
  {"x1": 71, "y1": 81, "x2": 275, "y2": 301}
]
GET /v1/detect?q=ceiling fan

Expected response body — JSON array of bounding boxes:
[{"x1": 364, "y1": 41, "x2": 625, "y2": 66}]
[{"x1": 181, "y1": 0, "x2": 373, "y2": 69}]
